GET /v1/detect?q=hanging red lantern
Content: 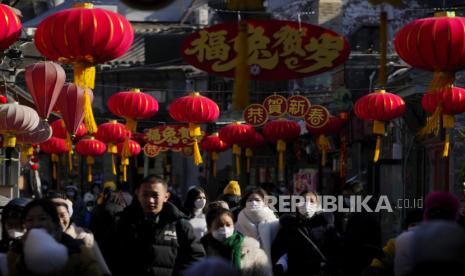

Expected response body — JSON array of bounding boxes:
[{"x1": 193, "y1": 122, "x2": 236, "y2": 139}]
[
  {"x1": 75, "y1": 137, "x2": 106, "y2": 183},
  {"x1": 0, "y1": 102, "x2": 40, "y2": 148},
  {"x1": 354, "y1": 90, "x2": 405, "y2": 162},
  {"x1": 40, "y1": 137, "x2": 69, "y2": 180},
  {"x1": 34, "y1": 2, "x2": 134, "y2": 90},
  {"x1": 25, "y1": 62, "x2": 66, "y2": 120},
  {"x1": 201, "y1": 133, "x2": 230, "y2": 177},
  {"x1": 96, "y1": 120, "x2": 128, "y2": 175},
  {"x1": 107, "y1": 88, "x2": 158, "y2": 132},
  {"x1": 51, "y1": 119, "x2": 87, "y2": 140},
  {"x1": 263, "y1": 119, "x2": 301, "y2": 174},
  {"x1": 17, "y1": 121, "x2": 52, "y2": 164},
  {"x1": 0, "y1": 4, "x2": 21, "y2": 52},
  {"x1": 31, "y1": 164, "x2": 39, "y2": 171},
  {"x1": 219, "y1": 122, "x2": 255, "y2": 176},
  {"x1": 240, "y1": 131, "x2": 265, "y2": 173},
  {"x1": 116, "y1": 139, "x2": 141, "y2": 182},
  {"x1": 0, "y1": 95, "x2": 7, "y2": 104},
  {"x1": 306, "y1": 116, "x2": 346, "y2": 165},
  {"x1": 168, "y1": 92, "x2": 220, "y2": 165},
  {"x1": 121, "y1": 0, "x2": 175, "y2": 10}
]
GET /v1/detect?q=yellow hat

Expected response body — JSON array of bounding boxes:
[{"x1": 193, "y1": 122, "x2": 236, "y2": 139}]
[
  {"x1": 224, "y1": 180, "x2": 241, "y2": 196},
  {"x1": 103, "y1": 181, "x2": 117, "y2": 191}
]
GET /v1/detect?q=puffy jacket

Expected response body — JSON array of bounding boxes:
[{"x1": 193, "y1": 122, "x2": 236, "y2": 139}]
[{"x1": 113, "y1": 200, "x2": 205, "y2": 276}]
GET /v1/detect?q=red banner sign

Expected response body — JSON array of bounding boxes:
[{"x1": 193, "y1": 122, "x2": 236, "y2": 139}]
[
  {"x1": 243, "y1": 104, "x2": 268, "y2": 127},
  {"x1": 181, "y1": 20, "x2": 350, "y2": 80},
  {"x1": 144, "y1": 125, "x2": 203, "y2": 148},
  {"x1": 263, "y1": 95, "x2": 288, "y2": 117},
  {"x1": 305, "y1": 105, "x2": 330, "y2": 128},
  {"x1": 287, "y1": 95, "x2": 311, "y2": 118}
]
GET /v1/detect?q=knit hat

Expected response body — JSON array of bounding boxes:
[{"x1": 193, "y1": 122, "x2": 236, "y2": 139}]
[
  {"x1": 424, "y1": 191, "x2": 460, "y2": 221},
  {"x1": 224, "y1": 181, "x2": 241, "y2": 196},
  {"x1": 50, "y1": 198, "x2": 74, "y2": 218}
]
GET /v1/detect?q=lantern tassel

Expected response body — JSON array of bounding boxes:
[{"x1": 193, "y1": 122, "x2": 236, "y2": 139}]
[
  {"x1": 245, "y1": 148, "x2": 253, "y2": 173},
  {"x1": 232, "y1": 20, "x2": 250, "y2": 111},
  {"x1": 20, "y1": 144, "x2": 33, "y2": 164},
  {"x1": 443, "y1": 132, "x2": 450, "y2": 157},
  {"x1": 277, "y1": 140, "x2": 286, "y2": 174},
  {"x1": 3, "y1": 133, "x2": 16, "y2": 148},
  {"x1": 188, "y1": 123, "x2": 202, "y2": 137},
  {"x1": 317, "y1": 135, "x2": 329, "y2": 166},
  {"x1": 83, "y1": 89, "x2": 98, "y2": 134},
  {"x1": 233, "y1": 144, "x2": 241, "y2": 176},
  {"x1": 86, "y1": 156, "x2": 94, "y2": 183},
  {"x1": 108, "y1": 143, "x2": 117, "y2": 154},
  {"x1": 442, "y1": 114, "x2": 455, "y2": 157},
  {"x1": 125, "y1": 118, "x2": 137, "y2": 133},
  {"x1": 111, "y1": 154, "x2": 117, "y2": 175},
  {"x1": 193, "y1": 140, "x2": 203, "y2": 166},
  {"x1": 374, "y1": 136, "x2": 381, "y2": 162},
  {"x1": 211, "y1": 152, "x2": 219, "y2": 177},
  {"x1": 419, "y1": 105, "x2": 443, "y2": 137},
  {"x1": 68, "y1": 152, "x2": 73, "y2": 172},
  {"x1": 428, "y1": 71, "x2": 455, "y2": 92},
  {"x1": 73, "y1": 63, "x2": 95, "y2": 89},
  {"x1": 122, "y1": 157, "x2": 129, "y2": 182}
]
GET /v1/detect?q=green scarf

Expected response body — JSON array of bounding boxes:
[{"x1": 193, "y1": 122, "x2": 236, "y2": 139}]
[{"x1": 223, "y1": 231, "x2": 244, "y2": 270}]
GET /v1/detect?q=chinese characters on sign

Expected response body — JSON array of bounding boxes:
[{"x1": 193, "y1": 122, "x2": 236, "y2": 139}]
[
  {"x1": 143, "y1": 144, "x2": 162, "y2": 158},
  {"x1": 305, "y1": 105, "x2": 330, "y2": 128},
  {"x1": 181, "y1": 20, "x2": 350, "y2": 80},
  {"x1": 287, "y1": 95, "x2": 311, "y2": 118},
  {"x1": 144, "y1": 125, "x2": 203, "y2": 148},
  {"x1": 263, "y1": 95, "x2": 288, "y2": 117},
  {"x1": 243, "y1": 104, "x2": 269, "y2": 127}
]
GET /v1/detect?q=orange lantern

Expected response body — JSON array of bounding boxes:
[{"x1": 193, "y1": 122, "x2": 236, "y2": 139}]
[
  {"x1": 201, "y1": 133, "x2": 230, "y2": 177},
  {"x1": 219, "y1": 122, "x2": 255, "y2": 176},
  {"x1": 117, "y1": 139, "x2": 141, "y2": 182},
  {"x1": 75, "y1": 137, "x2": 106, "y2": 182}
]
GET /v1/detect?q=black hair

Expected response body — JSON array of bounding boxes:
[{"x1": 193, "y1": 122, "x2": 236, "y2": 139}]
[
  {"x1": 183, "y1": 186, "x2": 207, "y2": 214},
  {"x1": 1, "y1": 198, "x2": 31, "y2": 242},
  {"x1": 21, "y1": 199, "x2": 61, "y2": 227},
  {"x1": 240, "y1": 187, "x2": 268, "y2": 208},
  {"x1": 45, "y1": 190, "x2": 68, "y2": 200},
  {"x1": 206, "y1": 207, "x2": 234, "y2": 229},
  {"x1": 135, "y1": 174, "x2": 167, "y2": 191}
]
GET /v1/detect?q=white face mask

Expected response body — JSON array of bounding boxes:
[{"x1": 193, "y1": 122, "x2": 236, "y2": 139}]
[
  {"x1": 298, "y1": 202, "x2": 319, "y2": 218},
  {"x1": 246, "y1": 200, "x2": 264, "y2": 210},
  {"x1": 194, "y1": 199, "x2": 206, "y2": 210},
  {"x1": 211, "y1": 226, "x2": 234, "y2": 242},
  {"x1": 7, "y1": 229, "x2": 24, "y2": 239}
]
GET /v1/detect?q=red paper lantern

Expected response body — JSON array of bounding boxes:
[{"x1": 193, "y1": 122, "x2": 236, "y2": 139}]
[
  {"x1": 51, "y1": 119, "x2": 87, "y2": 140},
  {"x1": 201, "y1": 133, "x2": 229, "y2": 177},
  {"x1": 107, "y1": 89, "x2": 158, "y2": 132},
  {"x1": 31, "y1": 164, "x2": 39, "y2": 171},
  {"x1": 96, "y1": 120, "x2": 128, "y2": 153},
  {"x1": 168, "y1": 92, "x2": 220, "y2": 165},
  {"x1": 40, "y1": 137, "x2": 69, "y2": 180},
  {"x1": 240, "y1": 131, "x2": 265, "y2": 173},
  {"x1": 56, "y1": 84, "x2": 94, "y2": 136},
  {"x1": 117, "y1": 139, "x2": 141, "y2": 182},
  {"x1": 422, "y1": 87, "x2": 465, "y2": 115},
  {"x1": 0, "y1": 4, "x2": 21, "y2": 52},
  {"x1": 354, "y1": 90, "x2": 405, "y2": 162},
  {"x1": 75, "y1": 137, "x2": 106, "y2": 182},
  {"x1": 25, "y1": 62, "x2": 66, "y2": 120},
  {"x1": 34, "y1": 3, "x2": 134, "y2": 89},
  {"x1": 219, "y1": 122, "x2": 255, "y2": 176},
  {"x1": 0, "y1": 95, "x2": 7, "y2": 104}
]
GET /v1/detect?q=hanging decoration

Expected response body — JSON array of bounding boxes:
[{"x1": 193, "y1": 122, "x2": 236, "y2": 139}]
[
  {"x1": 75, "y1": 137, "x2": 106, "y2": 183},
  {"x1": 144, "y1": 125, "x2": 202, "y2": 150},
  {"x1": 16, "y1": 121, "x2": 52, "y2": 164},
  {"x1": 40, "y1": 137, "x2": 69, "y2": 180},
  {"x1": 117, "y1": 139, "x2": 141, "y2": 182},
  {"x1": 306, "y1": 116, "x2": 345, "y2": 166},
  {"x1": 201, "y1": 133, "x2": 230, "y2": 177},
  {"x1": 263, "y1": 119, "x2": 301, "y2": 174},
  {"x1": 121, "y1": 0, "x2": 175, "y2": 10},
  {"x1": 51, "y1": 119, "x2": 87, "y2": 140},
  {"x1": 0, "y1": 95, "x2": 7, "y2": 104},
  {"x1": 219, "y1": 122, "x2": 255, "y2": 176},
  {"x1": 96, "y1": 120, "x2": 128, "y2": 175},
  {"x1": 0, "y1": 102, "x2": 40, "y2": 148},
  {"x1": 354, "y1": 90, "x2": 405, "y2": 162},
  {"x1": 143, "y1": 144, "x2": 162, "y2": 158},
  {"x1": 240, "y1": 131, "x2": 265, "y2": 173},
  {"x1": 25, "y1": 62, "x2": 66, "y2": 121},
  {"x1": 0, "y1": 4, "x2": 21, "y2": 52},
  {"x1": 168, "y1": 92, "x2": 220, "y2": 165}
]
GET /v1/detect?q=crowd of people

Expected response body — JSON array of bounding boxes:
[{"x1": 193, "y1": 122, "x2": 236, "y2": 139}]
[{"x1": 0, "y1": 176, "x2": 465, "y2": 276}]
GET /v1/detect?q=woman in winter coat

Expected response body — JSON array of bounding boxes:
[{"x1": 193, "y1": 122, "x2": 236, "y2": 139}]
[
  {"x1": 0, "y1": 198, "x2": 31, "y2": 253},
  {"x1": 271, "y1": 191, "x2": 340, "y2": 276},
  {"x1": 200, "y1": 207, "x2": 272, "y2": 276},
  {"x1": 235, "y1": 187, "x2": 280, "y2": 262},
  {"x1": 7, "y1": 199, "x2": 101, "y2": 276},
  {"x1": 183, "y1": 186, "x2": 208, "y2": 240}
]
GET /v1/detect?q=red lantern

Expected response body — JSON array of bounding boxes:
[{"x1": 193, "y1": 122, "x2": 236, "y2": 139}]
[
  {"x1": 240, "y1": 131, "x2": 265, "y2": 173},
  {"x1": 121, "y1": 0, "x2": 175, "y2": 10},
  {"x1": 51, "y1": 119, "x2": 87, "y2": 140},
  {"x1": 25, "y1": 62, "x2": 66, "y2": 120},
  {"x1": 306, "y1": 116, "x2": 345, "y2": 165},
  {"x1": 0, "y1": 95, "x2": 7, "y2": 104},
  {"x1": 421, "y1": 93, "x2": 438, "y2": 114},
  {"x1": 96, "y1": 120, "x2": 128, "y2": 175},
  {"x1": 168, "y1": 92, "x2": 220, "y2": 165},
  {"x1": 0, "y1": 4, "x2": 21, "y2": 52},
  {"x1": 31, "y1": 164, "x2": 39, "y2": 171},
  {"x1": 40, "y1": 137, "x2": 69, "y2": 180},
  {"x1": 263, "y1": 119, "x2": 301, "y2": 174},
  {"x1": 108, "y1": 88, "x2": 158, "y2": 132},
  {"x1": 219, "y1": 122, "x2": 255, "y2": 176},
  {"x1": 117, "y1": 139, "x2": 141, "y2": 182},
  {"x1": 34, "y1": 2, "x2": 134, "y2": 89},
  {"x1": 354, "y1": 90, "x2": 405, "y2": 162},
  {"x1": 75, "y1": 137, "x2": 106, "y2": 183},
  {"x1": 0, "y1": 103, "x2": 40, "y2": 147},
  {"x1": 201, "y1": 133, "x2": 229, "y2": 177}
]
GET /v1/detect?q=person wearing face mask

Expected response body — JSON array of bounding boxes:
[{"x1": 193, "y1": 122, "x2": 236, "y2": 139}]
[
  {"x1": 271, "y1": 191, "x2": 340, "y2": 276},
  {"x1": 0, "y1": 198, "x2": 31, "y2": 253},
  {"x1": 235, "y1": 188, "x2": 280, "y2": 263},
  {"x1": 183, "y1": 186, "x2": 208, "y2": 240},
  {"x1": 200, "y1": 207, "x2": 272, "y2": 276},
  {"x1": 65, "y1": 184, "x2": 86, "y2": 227}
]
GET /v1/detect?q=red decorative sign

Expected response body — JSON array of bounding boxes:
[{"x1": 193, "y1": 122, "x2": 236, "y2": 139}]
[
  {"x1": 243, "y1": 104, "x2": 268, "y2": 127},
  {"x1": 287, "y1": 95, "x2": 311, "y2": 118},
  {"x1": 305, "y1": 105, "x2": 330, "y2": 128},
  {"x1": 144, "y1": 144, "x2": 161, "y2": 158},
  {"x1": 144, "y1": 125, "x2": 203, "y2": 148},
  {"x1": 181, "y1": 19, "x2": 350, "y2": 80},
  {"x1": 263, "y1": 95, "x2": 288, "y2": 117}
]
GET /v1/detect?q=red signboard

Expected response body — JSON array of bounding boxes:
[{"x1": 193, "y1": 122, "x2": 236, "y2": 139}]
[
  {"x1": 305, "y1": 105, "x2": 330, "y2": 128},
  {"x1": 243, "y1": 104, "x2": 268, "y2": 127},
  {"x1": 181, "y1": 19, "x2": 350, "y2": 80},
  {"x1": 144, "y1": 125, "x2": 203, "y2": 148},
  {"x1": 287, "y1": 95, "x2": 311, "y2": 118},
  {"x1": 263, "y1": 95, "x2": 288, "y2": 117},
  {"x1": 144, "y1": 144, "x2": 162, "y2": 158}
]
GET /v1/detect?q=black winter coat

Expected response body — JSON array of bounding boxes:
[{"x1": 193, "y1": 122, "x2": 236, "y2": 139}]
[
  {"x1": 271, "y1": 212, "x2": 340, "y2": 276},
  {"x1": 112, "y1": 200, "x2": 205, "y2": 276}
]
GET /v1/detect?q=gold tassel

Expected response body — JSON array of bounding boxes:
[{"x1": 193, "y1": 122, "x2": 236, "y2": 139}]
[
  {"x1": 107, "y1": 143, "x2": 117, "y2": 154},
  {"x1": 232, "y1": 144, "x2": 241, "y2": 176},
  {"x1": 122, "y1": 157, "x2": 129, "y2": 182},
  {"x1": 427, "y1": 71, "x2": 455, "y2": 92},
  {"x1": 374, "y1": 136, "x2": 381, "y2": 162},
  {"x1": 211, "y1": 152, "x2": 219, "y2": 177},
  {"x1": 317, "y1": 135, "x2": 329, "y2": 166},
  {"x1": 188, "y1": 123, "x2": 202, "y2": 137},
  {"x1": 86, "y1": 156, "x2": 94, "y2": 183},
  {"x1": 277, "y1": 140, "x2": 286, "y2": 174},
  {"x1": 373, "y1": 120, "x2": 385, "y2": 136},
  {"x1": 73, "y1": 63, "x2": 95, "y2": 89},
  {"x1": 3, "y1": 133, "x2": 16, "y2": 148},
  {"x1": 68, "y1": 152, "x2": 73, "y2": 172},
  {"x1": 193, "y1": 139, "x2": 203, "y2": 165},
  {"x1": 232, "y1": 21, "x2": 250, "y2": 111},
  {"x1": 442, "y1": 114, "x2": 454, "y2": 157},
  {"x1": 83, "y1": 89, "x2": 97, "y2": 134},
  {"x1": 245, "y1": 148, "x2": 253, "y2": 173},
  {"x1": 111, "y1": 154, "x2": 117, "y2": 175},
  {"x1": 419, "y1": 105, "x2": 443, "y2": 137},
  {"x1": 443, "y1": 132, "x2": 450, "y2": 157},
  {"x1": 125, "y1": 118, "x2": 137, "y2": 133}
]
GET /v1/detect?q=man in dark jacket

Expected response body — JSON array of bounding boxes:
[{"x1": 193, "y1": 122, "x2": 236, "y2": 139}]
[{"x1": 112, "y1": 175, "x2": 205, "y2": 276}]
